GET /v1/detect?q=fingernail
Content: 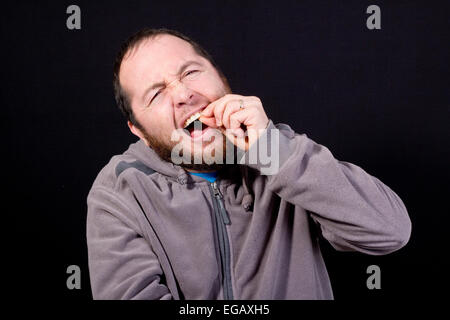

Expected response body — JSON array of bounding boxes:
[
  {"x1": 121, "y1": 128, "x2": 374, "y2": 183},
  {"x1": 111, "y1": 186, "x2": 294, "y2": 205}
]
[{"x1": 235, "y1": 130, "x2": 244, "y2": 138}]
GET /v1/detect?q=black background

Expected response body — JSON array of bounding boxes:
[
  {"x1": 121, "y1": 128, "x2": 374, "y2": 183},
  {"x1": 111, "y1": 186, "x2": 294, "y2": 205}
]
[{"x1": 4, "y1": 0, "x2": 449, "y2": 303}]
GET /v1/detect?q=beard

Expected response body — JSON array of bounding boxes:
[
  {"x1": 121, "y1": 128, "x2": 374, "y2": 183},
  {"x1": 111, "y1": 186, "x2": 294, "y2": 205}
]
[{"x1": 141, "y1": 127, "x2": 236, "y2": 172}]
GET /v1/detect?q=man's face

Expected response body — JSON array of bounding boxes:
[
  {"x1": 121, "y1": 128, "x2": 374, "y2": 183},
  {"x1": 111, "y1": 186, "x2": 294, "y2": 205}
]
[{"x1": 119, "y1": 34, "x2": 232, "y2": 170}]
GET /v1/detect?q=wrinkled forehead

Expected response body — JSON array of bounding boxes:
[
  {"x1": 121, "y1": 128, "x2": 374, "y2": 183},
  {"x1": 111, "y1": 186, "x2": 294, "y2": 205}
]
[{"x1": 119, "y1": 34, "x2": 205, "y2": 93}]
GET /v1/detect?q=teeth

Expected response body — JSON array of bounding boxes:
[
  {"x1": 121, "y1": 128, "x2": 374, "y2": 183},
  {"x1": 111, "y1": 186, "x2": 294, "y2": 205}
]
[{"x1": 183, "y1": 112, "x2": 202, "y2": 128}]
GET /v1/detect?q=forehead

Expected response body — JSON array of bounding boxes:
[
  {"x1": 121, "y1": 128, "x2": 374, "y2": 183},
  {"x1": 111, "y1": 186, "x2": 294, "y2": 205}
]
[{"x1": 119, "y1": 34, "x2": 203, "y2": 93}]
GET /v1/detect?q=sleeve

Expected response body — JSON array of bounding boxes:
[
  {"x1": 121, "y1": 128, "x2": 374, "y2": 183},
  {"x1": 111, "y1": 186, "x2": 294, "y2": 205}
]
[
  {"x1": 86, "y1": 186, "x2": 173, "y2": 300},
  {"x1": 241, "y1": 120, "x2": 412, "y2": 255}
]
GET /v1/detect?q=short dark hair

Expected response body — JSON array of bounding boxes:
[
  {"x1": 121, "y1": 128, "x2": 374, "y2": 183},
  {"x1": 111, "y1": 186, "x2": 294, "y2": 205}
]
[{"x1": 113, "y1": 27, "x2": 229, "y2": 129}]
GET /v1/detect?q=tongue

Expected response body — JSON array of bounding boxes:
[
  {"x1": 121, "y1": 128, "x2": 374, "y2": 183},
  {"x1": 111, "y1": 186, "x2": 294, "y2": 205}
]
[{"x1": 190, "y1": 128, "x2": 204, "y2": 138}]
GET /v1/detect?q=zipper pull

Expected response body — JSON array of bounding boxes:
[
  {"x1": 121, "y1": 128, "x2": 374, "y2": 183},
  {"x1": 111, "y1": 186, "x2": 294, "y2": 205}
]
[
  {"x1": 212, "y1": 181, "x2": 222, "y2": 198},
  {"x1": 211, "y1": 181, "x2": 231, "y2": 225}
]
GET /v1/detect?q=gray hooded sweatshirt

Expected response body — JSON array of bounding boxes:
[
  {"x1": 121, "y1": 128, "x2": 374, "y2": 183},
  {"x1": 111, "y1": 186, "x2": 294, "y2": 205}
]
[{"x1": 86, "y1": 121, "x2": 411, "y2": 300}]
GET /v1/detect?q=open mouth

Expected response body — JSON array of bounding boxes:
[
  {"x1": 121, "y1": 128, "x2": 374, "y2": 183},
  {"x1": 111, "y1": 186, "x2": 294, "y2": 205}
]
[{"x1": 183, "y1": 112, "x2": 210, "y2": 138}]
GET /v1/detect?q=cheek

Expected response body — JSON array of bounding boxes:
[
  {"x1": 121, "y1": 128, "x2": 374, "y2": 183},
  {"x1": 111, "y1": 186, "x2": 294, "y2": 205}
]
[{"x1": 145, "y1": 108, "x2": 175, "y2": 136}]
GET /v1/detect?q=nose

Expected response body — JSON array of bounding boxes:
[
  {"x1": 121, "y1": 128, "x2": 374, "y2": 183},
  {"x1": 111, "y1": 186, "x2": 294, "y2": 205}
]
[{"x1": 167, "y1": 79, "x2": 194, "y2": 108}]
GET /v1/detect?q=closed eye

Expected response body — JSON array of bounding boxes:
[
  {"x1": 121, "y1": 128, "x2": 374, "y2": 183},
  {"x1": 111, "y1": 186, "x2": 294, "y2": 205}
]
[
  {"x1": 151, "y1": 90, "x2": 161, "y2": 102},
  {"x1": 184, "y1": 70, "x2": 199, "y2": 77}
]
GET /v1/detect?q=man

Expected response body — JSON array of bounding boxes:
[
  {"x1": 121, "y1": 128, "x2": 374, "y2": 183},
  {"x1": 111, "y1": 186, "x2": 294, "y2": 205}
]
[{"x1": 86, "y1": 28, "x2": 411, "y2": 300}]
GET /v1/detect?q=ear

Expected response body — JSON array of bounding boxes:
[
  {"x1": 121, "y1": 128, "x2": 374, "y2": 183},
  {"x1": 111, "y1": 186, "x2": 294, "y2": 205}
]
[{"x1": 127, "y1": 121, "x2": 150, "y2": 146}]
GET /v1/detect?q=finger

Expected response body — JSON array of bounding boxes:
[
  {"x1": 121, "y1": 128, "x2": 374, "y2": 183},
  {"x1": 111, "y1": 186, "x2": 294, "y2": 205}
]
[
  {"x1": 201, "y1": 101, "x2": 218, "y2": 117},
  {"x1": 222, "y1": 128, "x2": 248, "y2": 150},
  {"x1": 229, "y1": 109, "x2": 261, "y2": 146},
  {"x1": 213, "y1": 101, "x2": 227, "y2": 127},
  {"x1": 222, "y1": 100, "x2": 243, "y2": 129},
  {"x1": 199, "y1": 115, "x2": 218, "y2": 128},
  {"x1": 220, "y1": 125, "x2": 245, "y2": 138},
  {"x1": 201, "y1": 94, "x2": 244, "y2": 117},
  {"x1": 213, "y1": 97, "x2": 245, "y2": 127},
  {"x1": 227, "y1": 127, "x2": 245, "y2": 138},
  {"x1": 229, "y1": 108, "x2": 252, "y2": 129}
]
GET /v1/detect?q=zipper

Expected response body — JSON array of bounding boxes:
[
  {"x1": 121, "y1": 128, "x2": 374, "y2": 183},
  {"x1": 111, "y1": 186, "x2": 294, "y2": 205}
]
[
  {"x1": 209, "y1": 180, "x2": 234, "y2": 300},
  {"x1": 211, "y1": 181, "x2": 231, "y2": 225}
]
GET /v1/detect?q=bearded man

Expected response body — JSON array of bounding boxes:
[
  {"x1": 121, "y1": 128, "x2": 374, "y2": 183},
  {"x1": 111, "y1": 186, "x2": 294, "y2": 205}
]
[{"x1": 86, "y1": 28, "x2": 411, "y2": 300}]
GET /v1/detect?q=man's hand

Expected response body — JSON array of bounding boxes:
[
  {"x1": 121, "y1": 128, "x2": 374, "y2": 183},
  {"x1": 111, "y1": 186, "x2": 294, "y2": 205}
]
[{"x1": 199, "y1": 94, "x2": 269, "y2": 151}]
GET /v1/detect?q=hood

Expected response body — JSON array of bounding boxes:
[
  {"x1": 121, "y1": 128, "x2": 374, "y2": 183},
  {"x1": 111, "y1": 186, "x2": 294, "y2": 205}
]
[
  {"x1": 124, "y1": 139, "x2": 254, "y2": 211},
  {"x1": 125, "y1": 139, "x2": 190, "y2": 184}
]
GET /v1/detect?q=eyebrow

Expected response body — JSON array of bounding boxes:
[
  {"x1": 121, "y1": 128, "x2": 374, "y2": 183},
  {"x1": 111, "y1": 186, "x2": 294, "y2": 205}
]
[{"x1": 141, "y1": 60, "x2": 202, "y2": 103}]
